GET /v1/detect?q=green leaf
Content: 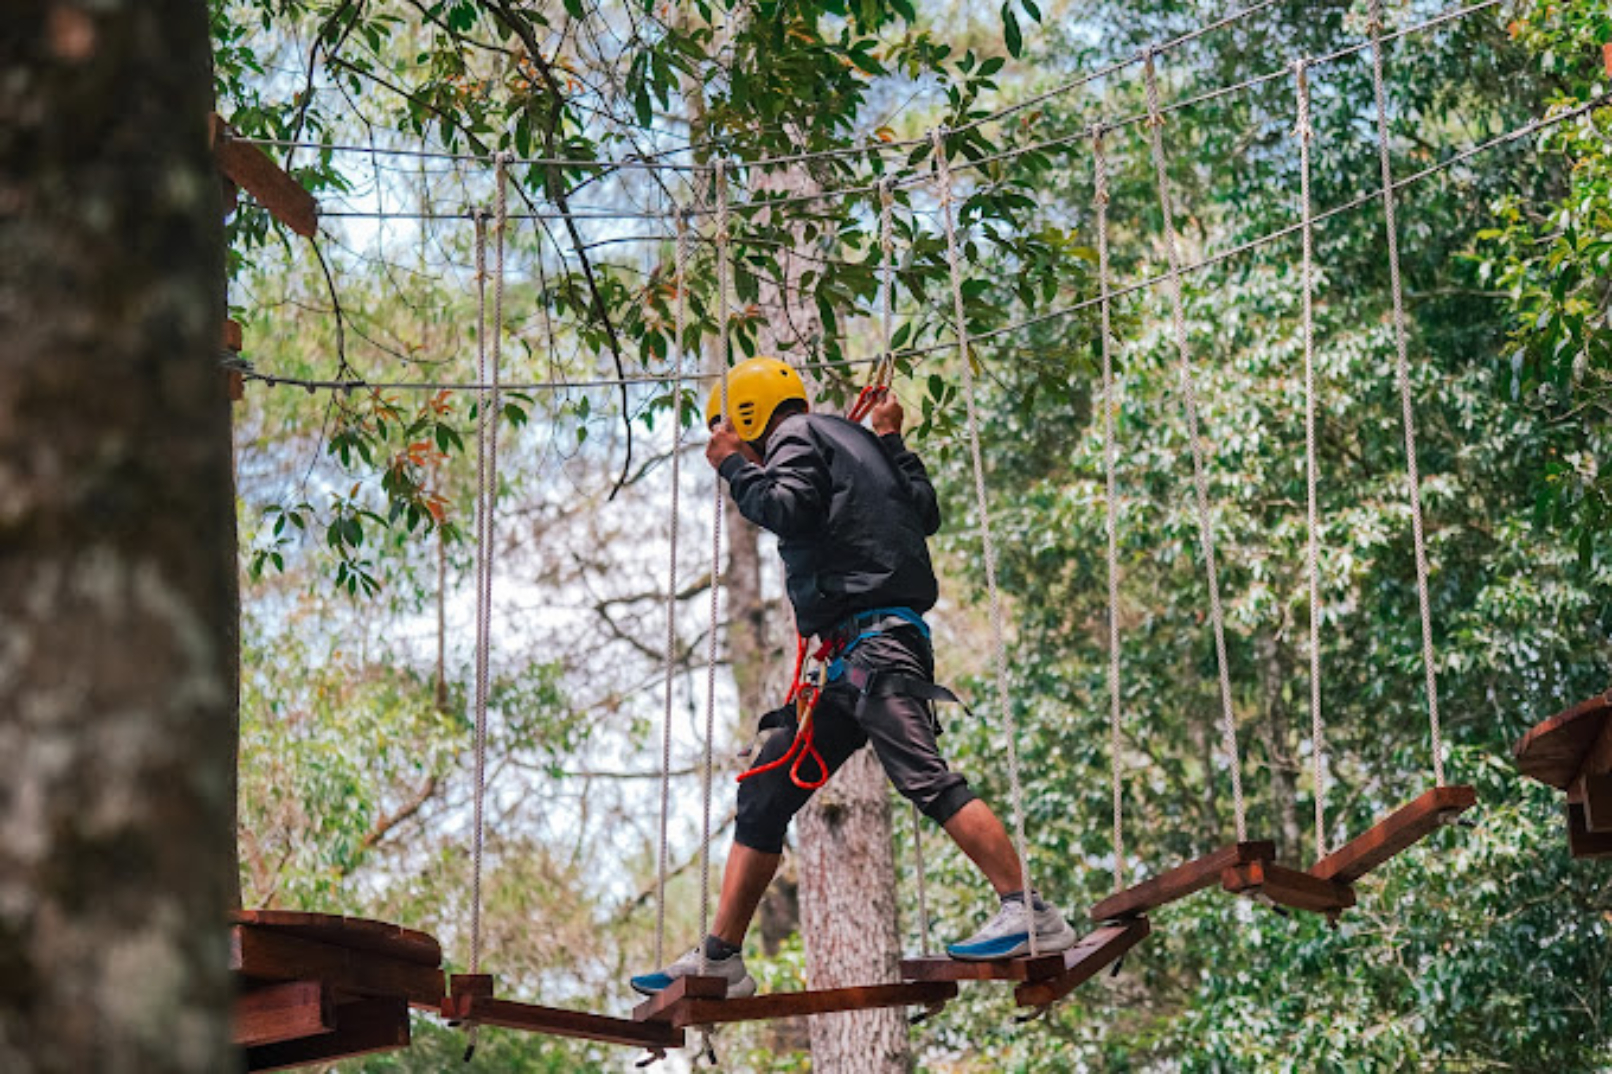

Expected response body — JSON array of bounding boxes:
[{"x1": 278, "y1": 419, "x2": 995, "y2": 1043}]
[{"x1": 1002, "y1": 3, "x2": 1023, "y2": 58}]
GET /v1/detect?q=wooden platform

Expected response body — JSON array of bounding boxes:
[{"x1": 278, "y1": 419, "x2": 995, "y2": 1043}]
[
  {"x1": 1089, "y1": 841, "x2": 1275, "y2": 922},
  {"x1": 1310, "y1": 785, "x2": 1476, "y2": 884},
  {"x1": 446, "y1": 976, "x2": 681, "y2": 1050},
  {"x1": 899, "y1": 951, "x2": 1069, "y2": 983},
  {"x1": 634, "y1": 981, "x2": 958, "y2": 1030},
  {"x1": 232, "y1": 911, "x2": 441, "y2": 1071},
  {"x1": 1014, "y1": 919, "x2": 1150, "y2": 1009},
  {"x1": 1516, "y1": 692, "x2": 1612, "y2": 858},
  {"x1": 1223, "y1": 860, "x2": 1355, "y2": 917}
]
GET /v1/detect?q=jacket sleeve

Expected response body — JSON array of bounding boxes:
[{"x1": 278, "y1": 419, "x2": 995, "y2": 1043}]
[
  {"x1": 879, "y1": 432, "x2": 942, "y2": 536},
  {"x1": 717, "y1": 424, "x2": 829, "y2": 537}
]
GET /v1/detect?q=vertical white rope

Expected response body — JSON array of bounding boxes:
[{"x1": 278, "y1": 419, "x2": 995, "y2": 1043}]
[
  {"x1": 881, "y1": 176, "x2": 930, "y2": 952},
  {"x1": 932, "y1": 128, "x2": 1036, "y2": 952},
  {"x1": 1293, "y1": 60, "x2": 1329, "y2": 860},
  {"x1": 699, "y1": 161, "x2": 733, "y2": 976},
  {"x1": 656, "y1": 210, "x2": 693, "y2": 970},
  {"x1": 878, "y1": 177, "x2": 897, "y2": 386},
  {"x1": 1369, "y1": 0, "x2": 1445, "y2": 787},
  {"x1": 469, "y1": 209, "x2": 489, "y2": 981},
  {"x1": 469, "y1": 153, "x2": 509, "y2": 977},
  {"x1": 1143, "y1": 53, "x2": 1248, "y2": 843},
  {"x1": 1092, "y1": 124, "x2": 1127, "y2": 892}
]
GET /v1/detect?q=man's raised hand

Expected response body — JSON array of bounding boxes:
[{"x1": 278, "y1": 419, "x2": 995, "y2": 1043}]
[
  {"x1": 706, "y1": 418, "x2": 757, "y2": 469},
  {"x1": 869, "y1": 392, "x2": 904, "y2": 437}
]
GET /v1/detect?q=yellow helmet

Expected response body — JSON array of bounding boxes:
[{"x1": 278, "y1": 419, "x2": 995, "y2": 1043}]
[{"x1": 705, "y1": 356, "x2": 809, "y2": 441}]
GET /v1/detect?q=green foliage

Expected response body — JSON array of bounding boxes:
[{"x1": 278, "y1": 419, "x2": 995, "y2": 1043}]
[
  {"x1": 1473, "y1": 2, "x2": 1612, "y2": 557},
  {"x1": 221, "y1": 0, "x2": 1612, "y2": 1070}
]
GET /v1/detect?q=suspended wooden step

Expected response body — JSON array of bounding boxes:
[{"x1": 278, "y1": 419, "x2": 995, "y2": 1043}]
[
  {"x1": 231, "y1": 910, "x2": 445, "y2": 1072},
  {"x1": 1014, "y1": 918, "x2": 1150, "y2": 1009},
  {"x1": 1516, "y1": 692, "x2": 1612, "y2": 858},
  {"x1": 1309, "y1": 784, "x2": 1477, "y2": 884},
  {"x1": 445, "y1": 975, "x2": 682, "y2": 1050},
  {"x1": 632, "y1": 977, "x2": 958, "y2": 1030},
  {"x1": 899, "y1": 950, "x2": 1069, "y2": 983},
  {"x1": 1090, "y1": 841, "x2": 1275, "y2": 922},
  {"x1": 1222, "y1": 860, "x2": 1355, "y2": 918}
]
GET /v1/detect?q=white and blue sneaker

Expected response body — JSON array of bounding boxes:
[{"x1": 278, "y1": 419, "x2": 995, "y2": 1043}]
[
  {"x1": 946, "y1": 895, "x2": 1078, "y2": 961},
  {"x1": 630, "y1": 945, "x2": 758, "y2": 998}
]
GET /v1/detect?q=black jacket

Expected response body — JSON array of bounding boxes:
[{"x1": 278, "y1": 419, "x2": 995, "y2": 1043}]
[{"x1": 717, "y1": 412, "x2": 941, "y2": 636}]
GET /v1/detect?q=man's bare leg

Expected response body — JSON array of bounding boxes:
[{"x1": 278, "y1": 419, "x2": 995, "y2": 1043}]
[
  {"x1": 710, "y1": 843, "x2": 782, "y2": 946},
  {"x1": 942, "y1": 799, "x2": 1027, "y2": 897}
]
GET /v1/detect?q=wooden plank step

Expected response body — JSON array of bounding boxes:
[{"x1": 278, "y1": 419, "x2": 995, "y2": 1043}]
[
  {"x1": 1223, "y1": 860, "x2": 1355, "y2": 916},
  {"x1": 899, "y1": 951, "x2": 1067, "y2": 983},
  {"x1": 442, "y1": 993, "x2": 683, "y2": 1049},
  {"x1": 1014, "y1": 919, "x2": 1150, "y2": 1009},
  {"x1": 1089, "y1": 841, "x2": 1275, "y2": 922},
  {"x1": 232, "y1": 910, "x2": 442, "y2": 967},
  {"x1": 232, "y1": 926, "x2": 444, "y2": 1008},
  {"x1": 1310, "y1": 785, "x2": 1476, "y2": 884},
  {"x1": 632, "y1": 974, "x2": 728, "y2": 1023},
  {"x1": 1515, "y1": 692, "x2": 1612, "y2": 790},
  {"x1": 234, "y1": 980, "x2": 334, "y2": 1047},
  {"x1": 246, "y1": 997, "x2": 409, "y2": 1072},
  {"x1": 647, "y1": 981, "x2": 959, "y2": 1030}
]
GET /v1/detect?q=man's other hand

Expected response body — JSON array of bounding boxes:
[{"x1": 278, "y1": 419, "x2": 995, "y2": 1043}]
[
  {"x1": 705, "y1": 419, "x2": 755, "y2": 469},
  {"x1": 869, "y1": 392, "x2": 904, "y2": 437}
]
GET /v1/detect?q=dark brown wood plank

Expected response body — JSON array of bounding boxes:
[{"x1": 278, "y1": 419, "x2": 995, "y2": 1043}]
[
  {"x1": 246, "y1": 997, "x2": 409, "y2": 1072},
  {"x1": 660, "y1": 981, "x2": 958, "y2": 1029},
  {"x1": 1515, "y1": 692, "x2": 1612, "y2": 789},
  {"x1": 222, "y1": 318, "x2": 243, "y2": 352},
  {"x1": 213, "y1": 132, "x2": 318, "y2": 238},
  {"x1": 232, "y1": 926, "x2": 445, "y2": 1007},
  {"x1": 1014, "y1": 919, "x2": 1150, "y2": 1009},
  {"x1": 1089, "y1": 841, "x2": 1275, "y2": 921},
  {"x1": 234, "y1": 980, "x2": 333, "y2": 1047},
  {"x1": 442, "y1": 994, "x2": 682, "y2": 1049},
  {"x1": 232, "y1": 910, "x2": 442, "y2": 967},
  {"x1": 632, "y1": 975, "x2": 729, "y2": 1022},
  {"x1": 1578, "y1": 772, "x2": 1612, "y2": 832},
  {"x1": 1223, "y1": 861, "x2": 1355, "y2": 915},
  {"x1": 1567, "y1": 802, "x2": 1612, "y2": 859},
  {"x1": 1309, "y1": 785, "x2": 1476, "y2": 884},
  {"x1": 898, "y1": 952, "x2": 1067, "y2": 983}
]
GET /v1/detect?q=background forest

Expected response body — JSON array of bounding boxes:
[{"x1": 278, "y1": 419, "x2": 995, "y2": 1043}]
[{"x1": 213, "y1": 0, "x2": 1612, "y2": 1069}]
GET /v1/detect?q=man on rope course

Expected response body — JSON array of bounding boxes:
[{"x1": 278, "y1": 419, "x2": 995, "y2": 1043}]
[{"x1": 632, "y1": 356, "x2": 1075, "y2": 999}]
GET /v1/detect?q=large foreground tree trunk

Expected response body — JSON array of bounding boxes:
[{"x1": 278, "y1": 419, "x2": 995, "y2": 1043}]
[{"x1": 0, "y1": 3, "x2": 233, "y2": 1071}]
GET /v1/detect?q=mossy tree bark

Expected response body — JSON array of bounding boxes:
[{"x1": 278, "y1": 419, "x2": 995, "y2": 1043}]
[{"x1": 0, "y1": 2, "x2": 233, "y2": 1071}]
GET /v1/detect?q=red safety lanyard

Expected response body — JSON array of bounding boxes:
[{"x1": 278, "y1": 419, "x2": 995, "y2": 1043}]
[{"x1": 735, "y1": 633, "x2": 843, "y2": 790}]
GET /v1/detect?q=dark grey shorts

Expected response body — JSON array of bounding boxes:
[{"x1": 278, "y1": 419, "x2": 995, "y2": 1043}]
[{"x1": 733, "y1": 624, "x2": 977, "y2": 854}]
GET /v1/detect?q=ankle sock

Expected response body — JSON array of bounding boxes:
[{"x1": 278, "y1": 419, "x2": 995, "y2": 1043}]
[
  {"x1": 703, "y1": 934, "x2": 742, "y2": 961},
  {"x1": 1001, "y1": 890, "x2": 1050, "y2": 913}
]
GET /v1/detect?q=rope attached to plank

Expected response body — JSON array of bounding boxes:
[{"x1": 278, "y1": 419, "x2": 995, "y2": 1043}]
[
  {"x1": 463, "y1": 152, "x2": 508, "y2": 1059},
  {"x1": 1143, "y1": 52, "x2": 1248, "y2": 843},
  {"x1": 1092, "y1": 123, "x2": 1127, "y2": 892},
  {"x1": 697, "y1": 160, "x2": 733, "y2": 980},
  {"x1": 655, "y1": 209, "x2": 694, "y2": 970},
  {"x1": 932, "y1": 128, "x2": 1037, "y2": 952},
  {"x1": 1368, "y1": 0, "x2": 1445, "y2": 787},
  {"x1": 1292, "y1": 60, "x2": 1329, "y2": 859}
]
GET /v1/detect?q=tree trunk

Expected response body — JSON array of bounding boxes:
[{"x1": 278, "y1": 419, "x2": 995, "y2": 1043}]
[
  {"x1": 753, "y1": 163, "x2": 912, "y2": 1074},
  {"x1": 0, "y1": 3, "x2": 233, "y2": 1072}
]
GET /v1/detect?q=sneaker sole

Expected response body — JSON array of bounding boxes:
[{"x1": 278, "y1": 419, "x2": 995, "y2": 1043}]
[{"x1": 947, "y1": 927, "x2": 1080, "y2": 962}]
